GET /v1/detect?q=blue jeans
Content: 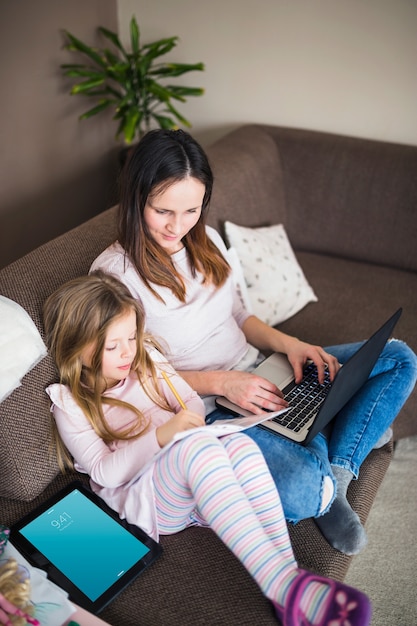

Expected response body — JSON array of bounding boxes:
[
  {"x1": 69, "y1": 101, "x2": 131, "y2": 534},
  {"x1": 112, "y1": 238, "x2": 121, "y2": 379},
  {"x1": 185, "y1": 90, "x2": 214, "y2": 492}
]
[{"x1": 207, "y1": 339, "x2": 417, "y2": 523}]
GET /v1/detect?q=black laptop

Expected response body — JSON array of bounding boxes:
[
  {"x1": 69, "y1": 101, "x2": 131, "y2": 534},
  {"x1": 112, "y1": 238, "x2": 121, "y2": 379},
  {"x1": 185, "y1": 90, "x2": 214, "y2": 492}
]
[{"x1": 215, "y1": 308, "x2": 402, "y2": 445}]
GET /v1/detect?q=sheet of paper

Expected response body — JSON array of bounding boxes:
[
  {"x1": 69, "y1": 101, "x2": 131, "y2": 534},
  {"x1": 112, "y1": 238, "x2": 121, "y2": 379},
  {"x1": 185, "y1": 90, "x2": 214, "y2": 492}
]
[{"x1": 128, "y1": 408, "x2": 288, "y2": 483}]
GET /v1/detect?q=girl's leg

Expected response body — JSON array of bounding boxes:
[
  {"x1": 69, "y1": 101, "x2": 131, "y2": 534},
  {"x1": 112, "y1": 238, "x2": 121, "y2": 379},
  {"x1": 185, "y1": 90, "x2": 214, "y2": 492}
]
[
  {"x1": 153, "y1": 431, "x2": 370, "y2": 625},
  {"x1": 316, "y1": 339, "x2": 417, "y2": 554},
  {"x1": 153, "y1": 431, "x2": 298, "y2": 603},
  {"x1": 220, "y1": 434, "x2": 295, "y2": 560}
]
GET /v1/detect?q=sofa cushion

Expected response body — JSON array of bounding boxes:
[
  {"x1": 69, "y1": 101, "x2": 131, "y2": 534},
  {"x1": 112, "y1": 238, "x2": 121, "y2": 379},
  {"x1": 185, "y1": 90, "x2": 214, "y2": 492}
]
[
  {"x1": 0, "y1": 443, "x2": 392, "y2": 625},
  {"x1": 224, "y1": 221, "x2": 317, "y2": 325}
]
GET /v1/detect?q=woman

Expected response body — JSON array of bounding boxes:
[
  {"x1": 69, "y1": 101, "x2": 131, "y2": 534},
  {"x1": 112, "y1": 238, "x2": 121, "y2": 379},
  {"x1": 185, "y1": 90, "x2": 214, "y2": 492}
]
[{"x1": 91, "y1": 129, "x2": 417, "y2": 555}]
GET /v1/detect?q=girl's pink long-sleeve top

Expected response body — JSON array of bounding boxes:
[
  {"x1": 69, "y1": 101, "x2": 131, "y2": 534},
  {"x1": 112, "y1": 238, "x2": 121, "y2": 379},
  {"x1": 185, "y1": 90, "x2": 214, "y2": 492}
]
[{"x1": 46, "y1": 348, "x2": 205, "y2": 540}]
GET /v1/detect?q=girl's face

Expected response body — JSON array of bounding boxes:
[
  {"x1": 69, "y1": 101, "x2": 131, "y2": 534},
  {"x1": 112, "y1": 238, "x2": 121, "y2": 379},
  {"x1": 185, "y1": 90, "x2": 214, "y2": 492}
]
[
  {"x1": 83, "y1": 309, "x2": 137, "y2": 389},
  {"x1": 143, "y1": 177, "x2": 205, "y2": 254},
  {"x1": 101, "y1": 309, "x2": 137, "y2": 388}
]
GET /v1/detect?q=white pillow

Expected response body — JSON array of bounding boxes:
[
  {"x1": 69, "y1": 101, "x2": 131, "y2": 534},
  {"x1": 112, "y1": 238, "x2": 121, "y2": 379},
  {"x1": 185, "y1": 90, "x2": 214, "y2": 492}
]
[
  {"x1": 224, "y1": 221, "x2": 318, "y2": 325},
  {"x1": 225, "y1": 246, "x2": 253, "y2": 313},
  {"x1": 0, "y1": 295, "x2": 47, "y2": 403}
]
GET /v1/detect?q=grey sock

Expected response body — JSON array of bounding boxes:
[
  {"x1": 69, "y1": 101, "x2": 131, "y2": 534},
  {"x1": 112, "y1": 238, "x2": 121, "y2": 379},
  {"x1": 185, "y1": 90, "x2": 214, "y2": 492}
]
[
  {"x1": 314, "y1": 466, "x2": 367, "y2": 555},
  {"x1": 373, "y1": 427, "x2": 393, "y2": 449}
]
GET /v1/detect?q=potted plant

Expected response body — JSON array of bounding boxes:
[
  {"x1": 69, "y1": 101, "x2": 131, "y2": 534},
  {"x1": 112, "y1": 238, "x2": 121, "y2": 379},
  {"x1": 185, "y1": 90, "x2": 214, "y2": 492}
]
[{"x1": 60, "y1": 15, "x2": 205, "y2": 144}]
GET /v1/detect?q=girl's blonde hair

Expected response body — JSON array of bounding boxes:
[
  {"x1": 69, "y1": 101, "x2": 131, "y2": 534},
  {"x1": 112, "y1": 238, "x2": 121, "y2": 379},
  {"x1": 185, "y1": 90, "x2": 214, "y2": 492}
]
[{"x1": 43, "y1": 270, "x2": 172, "y2": 470}]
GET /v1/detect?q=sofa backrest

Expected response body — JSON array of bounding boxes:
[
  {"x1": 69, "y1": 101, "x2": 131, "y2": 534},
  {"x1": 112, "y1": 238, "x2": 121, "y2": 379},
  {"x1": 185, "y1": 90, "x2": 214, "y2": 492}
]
[
  {"x1": 209, "y1": 124, "x2": 417, "y2": 273},
  {"x1": 205, "y1": 125, "x2": 287, "y2": 235},
  {"x1": 0, "y1": 207, "x2": 118, "y2": 500}
]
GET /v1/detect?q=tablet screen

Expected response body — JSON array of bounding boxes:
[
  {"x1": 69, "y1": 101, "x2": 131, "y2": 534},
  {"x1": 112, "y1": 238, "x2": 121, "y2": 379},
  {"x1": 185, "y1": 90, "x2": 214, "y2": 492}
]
[{"x1": 11, "y1": 482, "x2": 162, "y2": 613}]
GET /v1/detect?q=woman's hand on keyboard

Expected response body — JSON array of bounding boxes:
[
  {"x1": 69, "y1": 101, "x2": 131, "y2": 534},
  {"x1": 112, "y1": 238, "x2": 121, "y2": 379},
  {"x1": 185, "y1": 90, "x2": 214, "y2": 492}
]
[
  {"x1": 220, "y1": 370, "x2": 289, "y2": 415},
  {"x1": 285, "y1": 339, "x2": 340, "y2": 385}
]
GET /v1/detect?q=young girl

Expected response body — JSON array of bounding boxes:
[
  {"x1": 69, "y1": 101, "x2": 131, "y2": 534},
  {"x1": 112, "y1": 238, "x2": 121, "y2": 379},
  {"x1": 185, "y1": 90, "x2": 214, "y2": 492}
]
[
  {"x1": 44, "y1": 271, "x2": 371, "y2": 626},
  {"x1": 91, "y1": 128, "x2": 417, "y2": 556}
]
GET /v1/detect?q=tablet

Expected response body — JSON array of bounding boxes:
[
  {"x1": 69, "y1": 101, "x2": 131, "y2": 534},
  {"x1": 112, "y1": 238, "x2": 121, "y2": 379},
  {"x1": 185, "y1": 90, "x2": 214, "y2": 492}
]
[{"x1": 10, "y1": 481, "x2": 162, "y2": 614}]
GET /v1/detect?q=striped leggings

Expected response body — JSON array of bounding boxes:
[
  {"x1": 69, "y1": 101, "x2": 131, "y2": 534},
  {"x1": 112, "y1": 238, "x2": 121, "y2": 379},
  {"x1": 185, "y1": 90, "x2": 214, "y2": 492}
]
[{"x1": 153, "y1": 431, "x2": 298, "y2": 604}]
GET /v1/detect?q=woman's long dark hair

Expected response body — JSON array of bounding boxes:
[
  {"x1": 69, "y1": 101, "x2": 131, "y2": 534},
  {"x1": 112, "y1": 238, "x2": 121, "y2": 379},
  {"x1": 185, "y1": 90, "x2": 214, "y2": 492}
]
[{"x1": 118, "y1": 129, "x2": 230, "y2": 302}]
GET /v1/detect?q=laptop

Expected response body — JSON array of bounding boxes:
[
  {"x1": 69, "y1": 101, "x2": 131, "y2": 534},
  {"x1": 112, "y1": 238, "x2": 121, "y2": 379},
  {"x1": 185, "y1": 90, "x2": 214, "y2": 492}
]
[{"x1": 215, "y1": 308, "x2": 402, "y2": 445}]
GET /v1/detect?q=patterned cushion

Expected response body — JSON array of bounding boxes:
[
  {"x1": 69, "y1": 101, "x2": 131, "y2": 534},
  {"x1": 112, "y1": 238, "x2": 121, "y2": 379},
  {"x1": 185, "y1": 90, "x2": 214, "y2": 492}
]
[{"x1": 224, "y1": 221, "x2": 317, "y2": 325}]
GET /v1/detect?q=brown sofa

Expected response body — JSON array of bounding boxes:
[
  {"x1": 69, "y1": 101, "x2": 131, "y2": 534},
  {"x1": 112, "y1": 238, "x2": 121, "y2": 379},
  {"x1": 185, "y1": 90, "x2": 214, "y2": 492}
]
[{"x1": 1, "y1": 124, "x2": 416, "y2": 625}]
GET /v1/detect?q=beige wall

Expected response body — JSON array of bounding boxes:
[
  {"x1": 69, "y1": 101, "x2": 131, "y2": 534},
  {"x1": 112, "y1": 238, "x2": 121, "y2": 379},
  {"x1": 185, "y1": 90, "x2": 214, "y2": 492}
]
[
  {"x1": 1, "y1": 0, "x2": 415, "y2": 267},
  {"x1": 118, "y1": 0, "x2": 417, "y2": 147},
  {"x1": 0, "y1": 0, "x2": 118, "y2": 268}
]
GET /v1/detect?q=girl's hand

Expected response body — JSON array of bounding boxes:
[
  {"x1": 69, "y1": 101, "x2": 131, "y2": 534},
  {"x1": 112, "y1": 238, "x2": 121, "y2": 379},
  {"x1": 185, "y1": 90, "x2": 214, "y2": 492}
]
[
  {"x1": 284, "y1": 338, "x2": 340, "y2": 384},
  {"x1": 156, "y1": 409, "x2": 205, "y2": 447},
  {"x1": 220, "y1": 370, "x2": 288, "y2": 415}
]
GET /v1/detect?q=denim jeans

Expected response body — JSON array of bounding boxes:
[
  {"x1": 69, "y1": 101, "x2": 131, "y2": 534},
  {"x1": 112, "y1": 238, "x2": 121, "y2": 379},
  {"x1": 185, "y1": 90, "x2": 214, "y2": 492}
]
[{"x1": 207, "y1": 339, "x2": 417, "y2": 523}]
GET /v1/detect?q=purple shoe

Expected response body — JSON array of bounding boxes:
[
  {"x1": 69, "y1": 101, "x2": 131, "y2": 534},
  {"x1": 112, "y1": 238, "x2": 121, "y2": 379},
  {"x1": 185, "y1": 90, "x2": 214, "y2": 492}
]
[{"x1": 272, "y1": 569, "x2": 372, "y2": 626}]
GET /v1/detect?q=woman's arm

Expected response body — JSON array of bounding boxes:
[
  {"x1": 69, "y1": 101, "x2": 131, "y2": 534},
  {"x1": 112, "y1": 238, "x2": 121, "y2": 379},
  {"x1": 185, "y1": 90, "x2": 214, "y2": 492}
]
[
  {"x1": 179, "y1": 368, "x2": 287, "y2": 415},
  {"x1": 242, "y1": 315, "x2": 340, "y2": 384},
  {"x1": 179, "y1": 315, "x2": 339, "y2": 415}
]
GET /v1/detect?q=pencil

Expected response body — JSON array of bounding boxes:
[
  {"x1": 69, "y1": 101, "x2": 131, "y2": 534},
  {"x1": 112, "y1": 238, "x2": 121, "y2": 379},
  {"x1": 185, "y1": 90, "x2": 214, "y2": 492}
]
[{"x1": 161, "y1": 370, "x2": 187, "y2": 410}]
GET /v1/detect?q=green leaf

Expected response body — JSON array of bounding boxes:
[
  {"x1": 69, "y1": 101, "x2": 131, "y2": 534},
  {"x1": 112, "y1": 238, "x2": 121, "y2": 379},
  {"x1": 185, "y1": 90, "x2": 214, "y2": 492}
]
[
  {"x1": 142, "y1": 37, "x2": 178, "y2": 60},
  {"x1": 103, "y1": 48, "x2": 120, "y2": 65},
  {"x1": 62, "y1": 69, "x2": 106, "y2": 79},
  {"x1": 70, "y1": 77, "x2": 105, "y2": 94},
  {"x1": 77, "y1": 88, "x2": 114, "y2": 97},
  {"x1": 79, "y1": 99, "x2": 113, "y2": 119},
  {"x1": 122, "y1": 107, "x2": 141, "y2": 143},
  {"x1": 146, "y1": 81, "x2": 174, "y2": 102},
  {"x1": 63, "y1": 31, "x2": 106, "y2": 67},
  {"x1": 130, "y1": 16, "x2": 140, "y2": 54},
  {"x1": 151, "y1": 62, "x2": 205, "y2": 78},
  {"x1": 98, "y1": 26, "x2": 127, "y2": 57},
  {"x1": 102, "y1": 84, "x2": 125, "y2": 100},
  {"x1": 167, "y1": 85, "x2": 205, "y2": 98},
  {"x1": 152, "y1": 113, "x2": 178, "y2": 130},
  {"x1": 165, "y1": 101, "x2": 191, "y2": 127}
]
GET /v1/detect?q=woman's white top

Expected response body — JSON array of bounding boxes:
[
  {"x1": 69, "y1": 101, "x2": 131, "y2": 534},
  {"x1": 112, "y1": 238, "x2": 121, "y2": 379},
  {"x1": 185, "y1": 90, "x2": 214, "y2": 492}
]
[{"x1": 91, "y1": 227, "x2": 258, "y2": 410}]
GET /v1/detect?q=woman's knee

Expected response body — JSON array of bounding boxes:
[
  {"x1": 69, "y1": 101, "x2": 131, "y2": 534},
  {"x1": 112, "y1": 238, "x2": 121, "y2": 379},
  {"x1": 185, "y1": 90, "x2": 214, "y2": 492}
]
[
  {"x1": 270, "y1": 458, "x2": 335, "y2": 522},
  {"x1": 386, "y1": 339, "x2": 417, "y2": 391},
  {"x1": 386, "y1": 339, "x2": 417, "y2": 368},
  {"x1": 320, "y1": 474, "x2": 336, "y2": 515}
]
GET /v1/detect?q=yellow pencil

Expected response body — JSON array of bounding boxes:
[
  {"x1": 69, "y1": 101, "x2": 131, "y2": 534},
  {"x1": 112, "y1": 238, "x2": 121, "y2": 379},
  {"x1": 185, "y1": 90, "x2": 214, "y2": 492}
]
[{"x1": 161, "y1": 370, "x2": 187, "y2": 410}]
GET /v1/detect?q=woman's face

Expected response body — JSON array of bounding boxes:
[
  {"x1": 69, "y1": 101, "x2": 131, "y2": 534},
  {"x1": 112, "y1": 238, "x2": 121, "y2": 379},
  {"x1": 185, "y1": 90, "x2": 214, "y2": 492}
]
[{"x1": 143, "y1": 177, "x2": 205, "y2": 254}]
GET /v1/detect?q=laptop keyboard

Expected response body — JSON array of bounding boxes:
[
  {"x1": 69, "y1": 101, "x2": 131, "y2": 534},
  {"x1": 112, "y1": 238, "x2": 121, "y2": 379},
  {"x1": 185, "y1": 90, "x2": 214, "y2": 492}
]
[{"x1": 271, "y1": 362, "x2": 332, "y2": 432}]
